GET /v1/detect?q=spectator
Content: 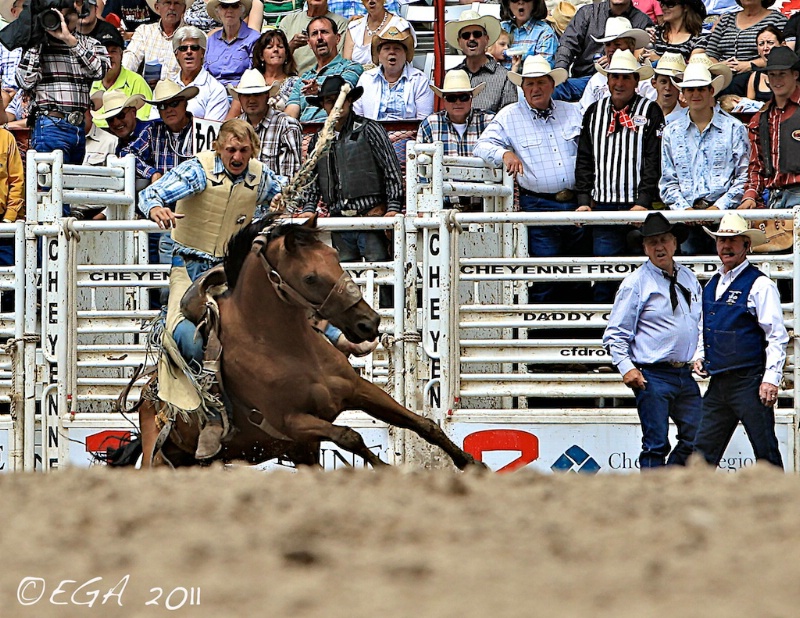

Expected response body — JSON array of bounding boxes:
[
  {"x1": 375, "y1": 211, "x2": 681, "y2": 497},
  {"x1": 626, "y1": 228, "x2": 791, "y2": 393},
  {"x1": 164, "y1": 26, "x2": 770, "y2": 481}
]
[
  {"x1": 487, "y1": 30, "x2": 521, "y2": 73},
  {"x1": 695, "y1": 0, "x2": 787, "y2": 96},
  {"x1": 553, "y1": 0, "x2": 652, "y2": 101},
  {"x1": 102, "y1": 0, "x2": 158, "y2": 35},
  {"x1": 474, "y1": 55, "x2": 588, "y2": 303},
  {"x1": 4, "y1": 88, "x2": 30, "y2": 126},
  {"x1": 16, "y1": 2, "x2": 110, "y2": 167},
  {"x1": 327, "y1": 0, "x2": 399, "y2": 20},
  {"x1": 578, "y1": 17, "x2": 651, "y2": 114},
  {"x1": 284, "y1": 15, "x2": 363, "y2": 122},
  {"x1": 230, "y1": 68, "x2": 302, "y2": 178},
  {"x1": 641, "y1": 0, "x2": 708, "y2": 64},
  {"x1": 353, "y1": 27, "x2": 432, "y2": 121},
  {"x1": 0, "y1": 123, "x2": 23, "y2": 313},
  {"x1": 647, "y1": 51, "x2": 686, "y2": 123},
  {"x1": 784, "y1": 8, "x2": 800, "y2": 51},
  {"x1": 171, "y1": 26, "x2": 230, "y2": 121},
  {"x1": 499, "y1": 0, "x2": 558, "y2": 68},
  {"x1": 77, "y1": 0, "x2": 120, "y2": 43},
  {"x1": 0, "y1": 0, "x2": 22, "y2": 110},
  {"x1": 91, "y1": 89, "x2": 151, "y2": 155},
  {"x1": 693, "y1": 213, "x2": 788, "y2": 469},
  {"x1": 574, "y1": 49, "x2": 663, "y2": 303},
  {"x1": 741, "y1": 46, "x2": 800, "y2": 210},
  {"x1": 90, "y1": 28, "x2": 153, "y2": 128},
  {"x1": 603, "y1": 212, "x2": 702, "y2": 468},
  {"x1": 280, "y1": 0, "x2": 348, "y2": 75},
  {"x1": 183, "y1": 0, "x2": 217, "y2": 31},
  {"x1": 446, "y1": 10, "x2": 517, "y2": 113},
  {"x1": 227, "y1": 29, "x2": 299, "y2": 118},
  {"x1": 123, "y1": 0, "x2": 187, "y2": 81},
  {"x1": 417, "y1": 69, "x2": 494, "y2": 209},
  {"x1": 660, "y1": 63, "x2": 749, "y2": 254},
  {"x1": 298, "y1": 75, "x2": 403, "y2": 309},
  {"x1": 632, "y1": 0, "x2": 662, "y2": 25},
  {"x1": 746, "y1": 25, "x2": 785, "y2": 103},
  {"x1": 343, "y1": 0, "x2": 415, "y2": 66},
  {"x1": 204, "y1": 0, "x2": 260, "y2": 88}
]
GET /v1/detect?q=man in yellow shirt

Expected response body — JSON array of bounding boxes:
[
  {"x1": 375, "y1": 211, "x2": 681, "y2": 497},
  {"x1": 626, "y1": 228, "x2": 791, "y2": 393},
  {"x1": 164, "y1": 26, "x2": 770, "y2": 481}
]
[{"x1": 0, "y1": 127, "x2": 23, "y2": 312}]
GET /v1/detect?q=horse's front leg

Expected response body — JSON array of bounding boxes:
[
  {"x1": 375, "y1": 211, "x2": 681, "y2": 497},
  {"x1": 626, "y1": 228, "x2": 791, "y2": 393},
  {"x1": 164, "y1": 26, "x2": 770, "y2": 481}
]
[
  {"x1": 350, "y1": 378, "x2": 486, "y2": 471},
  {"x1": 282, "y1": 413, "x2": 388, "y2": 468}
]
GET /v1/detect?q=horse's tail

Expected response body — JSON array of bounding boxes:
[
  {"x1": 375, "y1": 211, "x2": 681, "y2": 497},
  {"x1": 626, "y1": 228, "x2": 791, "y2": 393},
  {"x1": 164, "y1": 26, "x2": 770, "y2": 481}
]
[
  {"x1": 115, "y1": 363, "x2": 157, "y2": 416},
  {"x1": 104, "y1": 434, "x2": 143, "y2": 467}
]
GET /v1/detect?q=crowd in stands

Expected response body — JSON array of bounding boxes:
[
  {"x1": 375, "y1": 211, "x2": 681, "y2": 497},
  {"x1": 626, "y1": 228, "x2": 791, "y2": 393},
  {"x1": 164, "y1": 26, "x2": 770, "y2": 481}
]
[{"x1": 0, "y1": 0, "x2": 796, "y2": 291}]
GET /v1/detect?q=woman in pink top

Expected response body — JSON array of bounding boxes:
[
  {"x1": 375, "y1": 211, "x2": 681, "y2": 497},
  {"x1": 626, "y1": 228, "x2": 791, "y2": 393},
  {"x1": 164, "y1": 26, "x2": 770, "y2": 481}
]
[{"x1": 633, "y1": 0, "x2": 663, "y2": 25}]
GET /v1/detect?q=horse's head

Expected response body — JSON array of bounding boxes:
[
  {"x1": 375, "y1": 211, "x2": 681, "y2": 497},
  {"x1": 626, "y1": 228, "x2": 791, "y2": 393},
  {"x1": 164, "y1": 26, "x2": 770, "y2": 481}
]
[{"x1": 256, "y1": 216, "x2": 380, "y2": 343}]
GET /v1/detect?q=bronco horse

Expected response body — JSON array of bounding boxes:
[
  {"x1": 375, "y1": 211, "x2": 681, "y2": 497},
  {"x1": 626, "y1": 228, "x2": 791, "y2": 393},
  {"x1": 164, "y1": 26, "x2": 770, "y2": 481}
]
[{"x1": 129, "y1": 213, "x2": 482, "y2": 470}]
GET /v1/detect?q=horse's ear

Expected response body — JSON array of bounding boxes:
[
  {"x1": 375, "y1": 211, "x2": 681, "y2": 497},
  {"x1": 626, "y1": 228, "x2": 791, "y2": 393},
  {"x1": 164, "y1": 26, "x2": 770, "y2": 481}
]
[
  {"x1": 284, "y1": 228, "x2": 297, "y2": 253},
  {"x1": 303, "y1": 213, "x2": 318, "y2": 229}
]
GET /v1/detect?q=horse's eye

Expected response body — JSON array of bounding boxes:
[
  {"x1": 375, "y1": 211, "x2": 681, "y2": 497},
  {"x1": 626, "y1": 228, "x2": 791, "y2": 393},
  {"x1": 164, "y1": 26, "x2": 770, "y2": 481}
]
[{"x1": 304, "y1": 274, "x2": 318, "y2": 286}]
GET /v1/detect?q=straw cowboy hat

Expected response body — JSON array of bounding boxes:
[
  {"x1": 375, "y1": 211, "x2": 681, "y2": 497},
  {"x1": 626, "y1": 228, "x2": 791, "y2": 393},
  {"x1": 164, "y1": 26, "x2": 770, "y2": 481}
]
[
  {"x1": 703, "y1": 213, "x2": 767, "y2": 247},
  {"x1": 430, "y1": 69, "x2": 486, "y2": 97},
  {"x1": 546, "y1": 1, "x2": 576, "y2": 37},
  {"x1": 227, "y1": 68, "x2": 281, "y2": 99},
  {"x1": 205, "y1": 0, "x2": 253, "y2": 23},
  {"x1": 144, "y1": 80, "x2": 199, "y2": 105},
  {"x1": 653, "y1": 51, "x2": 686, "y2": 77},
  {"x1": 445, "y1": 10, "x2": 502, "y2": 50},
  {"x1": 687, "y1": 53, "x2": 733, "y2": 91},
  {"x1": 595, "y1": 49, "x2": 654, "y2": 79},
  {"x1": 672, "y1": 63, "x2": 725, "y2": 95},
  {"x1": 371, "y1": 26, "x2": 415, "y2": 65},
  {"x1": 591, "y1": 16, "x2": 650, "y2": 49},
  {"x1": 306, "y1": 74, "x2": 364, "y2": 108},
  {"x1": 91, "y1": 90, "x2": 146, "y2": 120},
  {"x1": 508, "y1": 54, "x2": 568, "y2": 87}
]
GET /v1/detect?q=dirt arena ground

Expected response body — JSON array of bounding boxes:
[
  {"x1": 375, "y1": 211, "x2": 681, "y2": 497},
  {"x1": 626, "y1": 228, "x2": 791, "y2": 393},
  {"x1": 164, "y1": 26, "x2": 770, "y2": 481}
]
[{"x1": 1, "y1": 461, "x2": 799, "y2": 617}]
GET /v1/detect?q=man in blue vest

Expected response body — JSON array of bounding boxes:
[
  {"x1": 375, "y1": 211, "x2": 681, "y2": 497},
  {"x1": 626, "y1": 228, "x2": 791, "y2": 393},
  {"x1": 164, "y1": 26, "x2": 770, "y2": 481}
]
[{"x1": 693, "y1": 213, "x2": 789, "y2": 468}]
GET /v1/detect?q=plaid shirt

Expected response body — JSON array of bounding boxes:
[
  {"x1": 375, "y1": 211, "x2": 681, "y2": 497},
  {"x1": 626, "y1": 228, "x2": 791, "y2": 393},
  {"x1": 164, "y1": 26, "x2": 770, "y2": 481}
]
[
  {"x1": 287, "y1": 54, "x2": 363, "y2": 122},
  {"x1": 452, "y1": 57, "x2": 517, "y2": 114},
  {"x1": 16, "y1": 34, "x2": 109, "y2": 114},
  {"x1": 0, "y1": 44, "x2": 21, "y2": 91},
  {"x1": 139, "y1": 154, "x2": 285, "y2": 221},
  {"x1": 324, "y1": 0, "x2": 399, "y2": 19},
  {"x1": 500, "y1": 19, "x2": 558, "y2": 69},
  {"x1": 417, "y1": 108, "x2": 495, "y2": 158},
  {"x1": 238, "y1": 108, "x2": 303, "y2": 178},
  {"x1": 121, "y1": 115, "x2": 195, "y2": 181},
  {"x1": 122, "y1": 20, "x2": 185, "y2": 81}
]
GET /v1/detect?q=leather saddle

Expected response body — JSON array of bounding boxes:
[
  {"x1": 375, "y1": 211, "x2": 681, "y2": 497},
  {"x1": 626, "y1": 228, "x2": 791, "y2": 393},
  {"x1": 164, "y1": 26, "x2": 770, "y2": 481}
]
[{"x1": 180, "y1": 265, "x2": 228, "y2": 325}]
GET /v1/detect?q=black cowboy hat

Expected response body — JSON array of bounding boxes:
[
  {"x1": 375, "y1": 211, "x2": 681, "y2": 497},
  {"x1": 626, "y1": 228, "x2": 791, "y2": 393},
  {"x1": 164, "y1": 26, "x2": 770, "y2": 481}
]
[
  {"x1": 764, "y1": 46, "x2": 800, "y2": 72},
  {"x1": 306, "y1": 75, "x2": 364, "y2": 108},
  {"x1": 628, "y1": 212, "x2": 689, "y2": 249}
]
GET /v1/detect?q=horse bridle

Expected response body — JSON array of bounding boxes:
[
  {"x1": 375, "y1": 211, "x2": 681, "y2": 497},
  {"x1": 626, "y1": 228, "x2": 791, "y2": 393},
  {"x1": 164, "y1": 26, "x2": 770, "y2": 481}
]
[{"x1": 249, "y1": 222, "x2": 364, "y2": 321}]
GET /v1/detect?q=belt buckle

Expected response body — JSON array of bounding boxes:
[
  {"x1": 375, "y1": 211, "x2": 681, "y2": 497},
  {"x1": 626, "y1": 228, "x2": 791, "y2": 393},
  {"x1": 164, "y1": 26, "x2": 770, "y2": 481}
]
[
  {"x1": 555, "y1": 189, "x2": 575, "y2": 203},
  {"x1": 668, "y1": 361, "x2": 684, "y2": 368},
  {"x1": 340, "y1": 209, "x2": 358, "y2": 217},
  {"x1": 67, "y1": 111, "x2": 83, "y2": 126}
]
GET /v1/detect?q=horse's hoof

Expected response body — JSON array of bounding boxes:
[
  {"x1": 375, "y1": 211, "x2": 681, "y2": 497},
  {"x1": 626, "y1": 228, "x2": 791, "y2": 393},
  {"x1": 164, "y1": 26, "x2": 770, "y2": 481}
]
[{"x1": 195, "y1": 425, "x2": 223, "y2": 460}]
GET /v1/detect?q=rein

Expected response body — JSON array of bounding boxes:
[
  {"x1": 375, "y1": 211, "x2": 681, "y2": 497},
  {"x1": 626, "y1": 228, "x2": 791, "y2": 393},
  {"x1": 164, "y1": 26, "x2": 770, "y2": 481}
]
[{"x1": 249, "y1": 222, "x2": 364, "y2": 321}]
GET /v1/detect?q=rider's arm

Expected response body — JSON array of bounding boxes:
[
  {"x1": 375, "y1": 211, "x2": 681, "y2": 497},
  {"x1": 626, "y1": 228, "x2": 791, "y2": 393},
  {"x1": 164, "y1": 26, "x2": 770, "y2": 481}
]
[{"x1": 138, "y1": 158, "x2": 208, "y2": 219}]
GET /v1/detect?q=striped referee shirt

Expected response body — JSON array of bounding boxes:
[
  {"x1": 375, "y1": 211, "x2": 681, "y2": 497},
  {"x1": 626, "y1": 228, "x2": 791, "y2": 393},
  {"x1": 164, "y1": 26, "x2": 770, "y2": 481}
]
[{"x1": 575, "y1": 93, "x2": 663, "y2": 208}]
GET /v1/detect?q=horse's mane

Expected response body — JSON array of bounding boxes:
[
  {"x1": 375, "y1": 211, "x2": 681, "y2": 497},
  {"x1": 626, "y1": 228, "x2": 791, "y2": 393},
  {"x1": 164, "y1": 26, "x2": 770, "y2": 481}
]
[{"x1": 224, "y1": 213, "x2": 320, "y2": 290}]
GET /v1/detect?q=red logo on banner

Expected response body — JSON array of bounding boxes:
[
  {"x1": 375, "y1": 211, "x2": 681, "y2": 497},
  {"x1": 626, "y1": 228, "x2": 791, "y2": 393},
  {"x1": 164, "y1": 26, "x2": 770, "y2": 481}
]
[
  {"x1": 85, "y1": 430, "x2": 132, "y2": 454},
  {"x1": 463, "y1": 429, "x2": 539, "y2": 473}
]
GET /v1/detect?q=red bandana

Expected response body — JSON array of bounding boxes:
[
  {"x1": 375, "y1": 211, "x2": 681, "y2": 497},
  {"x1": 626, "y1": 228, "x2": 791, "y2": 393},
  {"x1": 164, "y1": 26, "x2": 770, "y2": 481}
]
[{"x1": 607, "y1": 106, "x2": 637, "y2": 135}]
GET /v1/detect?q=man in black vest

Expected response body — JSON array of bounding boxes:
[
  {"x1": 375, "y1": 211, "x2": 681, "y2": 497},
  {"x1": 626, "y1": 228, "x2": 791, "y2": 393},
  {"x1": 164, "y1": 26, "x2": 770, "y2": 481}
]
[
  {"x1": 741, "y1": 47, "x2": 800, "y2": 210},
  {"x1": 693, "y1": 213, "x2": 788, "y2": 468}
]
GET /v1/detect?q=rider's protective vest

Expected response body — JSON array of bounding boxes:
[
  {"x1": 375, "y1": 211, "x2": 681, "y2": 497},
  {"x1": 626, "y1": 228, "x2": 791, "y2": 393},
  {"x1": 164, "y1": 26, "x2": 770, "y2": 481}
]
[
  {"x1": 757, "y1": 104, "x2": 800, "y2": 177},
  {"x1": 316, "y1": 115, "x2": 383, "y2": 212},
  {"x1": 173, "y1": 150, "x2": 263, "y2": 258}
]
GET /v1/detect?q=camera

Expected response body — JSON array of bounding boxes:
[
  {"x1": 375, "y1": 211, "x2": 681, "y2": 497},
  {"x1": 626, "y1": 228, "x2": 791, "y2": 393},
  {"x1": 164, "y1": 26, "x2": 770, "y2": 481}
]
[
  {"x1": 36, "y1": 0, "x2": 75, "y2": 30},
  {"x1": 39, "y1": 8, "x2": 62, "y2": 31}
]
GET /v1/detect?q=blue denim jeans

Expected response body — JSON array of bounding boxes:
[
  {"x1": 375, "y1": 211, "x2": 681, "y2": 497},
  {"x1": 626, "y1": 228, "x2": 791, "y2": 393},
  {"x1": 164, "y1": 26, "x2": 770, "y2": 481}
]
[
  {"x1": 31, "y1": 115, "x2": 86, "y2": 165},
  {"x1": 332, "y1": 230, "x2": 389, "y2": 262},
  {"x1": 591, "y1": 202, "x2": 635, "y2": 303},
  {"x1": 694, "y1": 366, "x2": 784, "y2": 468},
  {"x1": 634, "y1": 365, "x2": 702, "y2": 468},
  {"x1": 553, "y1": 76, "x2": 591, "y2": 102},
  {"x1": 171, "y1": 255, "x2": 220, "y2": 371},
  {"x1": 519, "y1": 192, "x2": 590, "y2": 304}
]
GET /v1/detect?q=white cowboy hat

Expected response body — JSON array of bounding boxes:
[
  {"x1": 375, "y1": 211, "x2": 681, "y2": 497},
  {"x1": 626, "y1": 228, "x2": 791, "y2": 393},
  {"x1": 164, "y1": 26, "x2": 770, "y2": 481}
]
[
  {"x1": 653, "y1": 51, "x2": 686, "y2": 77},
  {"x1": 595, "y1": 49, "x2": 654, "y2": 80},
  {"x1": 672, "y1": 63, "x2": 725, "y2": 95},
  {"x1": 591, "y1": 16, "x2": 650, "y2": 49},
  {"x1": 687, "y1": 52, "x2": 733, "y2": 91},
  {"x1": 144, "y1": 80, "x2": 199, "y2": 104},
  {"x1": 205, "y1": 0, "x2": 252, "y2": 23},
  {"x1": 703, "y1": 213, "x2": 768, "y2": 247},
  {"x1": 146, "y1": 0, "x2": 186, "y2": 15},
  {"x1": 90, "y1": 90, "x2": 146, "y2": 120},
  {"x1": 507, "y1": 54, "x2": 568, "y2": 87},
  {"x1": 430, "y1": 69, "x2": 486, "y2": 98},
  {"x1": 228, "y1": 68, "x2": 281, "y2": 98},
  {"x1": 444, "y1": 10, "x2": 502, "y2": 50}
]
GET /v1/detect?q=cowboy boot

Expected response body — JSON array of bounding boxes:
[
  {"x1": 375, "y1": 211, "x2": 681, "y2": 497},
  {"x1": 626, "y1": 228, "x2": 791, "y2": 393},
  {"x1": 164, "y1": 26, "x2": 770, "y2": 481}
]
[{"x1": 195, "y1": 416, "x2": 223, "y2": 460}]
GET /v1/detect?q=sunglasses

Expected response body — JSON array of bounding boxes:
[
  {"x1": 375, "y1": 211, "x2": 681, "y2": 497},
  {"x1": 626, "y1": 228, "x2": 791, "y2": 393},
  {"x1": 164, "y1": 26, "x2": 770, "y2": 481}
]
[
  {"x1": 109, "y1": 107, "x2": 134, "y2": 122},
  {"x1": 176, "y1": 44, "x2": 202, "y2": 52},
  {"x1": 156, "y1": 99, "x2": 183, "y2": 110},
  {"x1": 444, "y1": 93, "x2": 471, "y2": 103},
  {"x1": 460, "y1": 29, "x2": 485, "y2": 41},
  {"x1": 219, "y1": 1, "x2": 241, "y2": 7}
]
